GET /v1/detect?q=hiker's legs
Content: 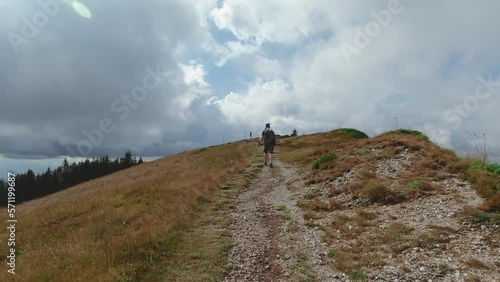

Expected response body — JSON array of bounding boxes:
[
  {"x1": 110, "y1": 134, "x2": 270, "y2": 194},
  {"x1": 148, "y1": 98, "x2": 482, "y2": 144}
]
[
  {"x1": 268, "y1": 145, "x2": 274, "y2": 166},
  {"x1": 264, "y1": 144, "x2": 275, "y2": 166},
  {"x1": 264, "y1": 145, "x2": 271, "y2": 165}
]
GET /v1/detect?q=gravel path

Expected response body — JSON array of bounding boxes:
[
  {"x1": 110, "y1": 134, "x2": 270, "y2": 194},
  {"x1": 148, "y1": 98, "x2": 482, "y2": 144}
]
[
  {"x1": 224, "y1": 159, "x2": 346, "y2": 282},
  {"x1": 223, "y1": 154, "x2": 499, "y2": 281}
]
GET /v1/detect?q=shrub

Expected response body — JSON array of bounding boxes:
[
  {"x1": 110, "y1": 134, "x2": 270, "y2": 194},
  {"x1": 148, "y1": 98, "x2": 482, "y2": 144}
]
[
  {"x1": 357, "y1": 170, "x2": 376, "y2": 179},
  {"x1": 276, "y1": 205, "x2": 287, "y2": 211},
  {"x1": 481, "y1": 194, "x2": 500, "y2": 213},
  {"x1": 406, "y1": 180, "x2": 420, "y2": 189},
  {"x1": 310, "y1": 199, "x2": 339, "y2": 212},
  {"x1": 473, "y1": 162, "x2": 500, "y2": 174},
  {"x1": 349, "y1": 271, "x2": 367, "y2": 281},
  {"x1": 406, "y1": 180, "x2": 433, "y2": 192},
  {"x1": 447, "y1": 159, "x2": 471, "y2": 174},
  {"x1": 382, "y1": 129, "x2": 430, "y2": 141},
  {"x1": 328, "y1": 198, "x2": 341, "y2": 210},
  {"x1": 465, "y1": 161, "x2": 500, "y2": 212},
  {"x1": 361, "y1": 182, "x2": 391, "y2": 203},
  {"x1": 335, "y1": 128, "x2": 369, "y2": 139},
  {"x1": 472, "y1": 211, "x2": 500, "y2": 224},
  {"x1": 464, "y1": 258, "x2": 490, "y2": 269},
  {"x1": 486, "y1": 164, "x2": 500, "y2": 174},
  {"x1": 312, "y1": 153, "x2": 336, "y2": 169}
]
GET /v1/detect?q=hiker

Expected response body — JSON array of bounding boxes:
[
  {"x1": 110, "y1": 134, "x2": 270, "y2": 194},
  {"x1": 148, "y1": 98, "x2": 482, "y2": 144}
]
[
  {"x1": 250, "y1": 131, "x2": 252, "y2": 138},
  {"x1": 258, "y1": 123, "x2": 276, "y2": 167}
]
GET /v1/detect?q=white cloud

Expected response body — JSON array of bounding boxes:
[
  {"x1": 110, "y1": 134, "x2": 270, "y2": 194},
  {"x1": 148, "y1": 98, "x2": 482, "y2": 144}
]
[
  {"x1": 3, "y1": 0, "x2": 500, "y2": 175},
  {"x1": 176, "y1": 61, "x2": 212, "y2": 121},
  {"x1": 214, "y1": 79, "x2": 296, "y2": 128},
  {"x1": 206, "y1": 96, "x2": 218, "y2": 105},
  {"x1": 210, "y1": 0, "x2": 347, "y2": 44},
  {"x1": 209, "y1": 0, "x2": 500, "y2": 148},
  {"x1": 253, "y1": 56, "x2": 283, "y2": 80},
  {"x1": 215, "y1": 40, "x2": 260, "y2": 66},
  {"x1": 209, "y1": 0, "x2": 349, "y2": 65},
  {"x1": 179, "y1": 61, "x2": 210, "y2": 88}
]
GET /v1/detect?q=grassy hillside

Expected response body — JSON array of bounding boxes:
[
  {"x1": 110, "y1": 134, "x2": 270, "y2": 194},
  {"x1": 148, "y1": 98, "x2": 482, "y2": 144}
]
[
  {"x1": 1, "y1": 141, "x2": 258, "y2": 282},
  {"x1": 2, "y1": 128, "x2": 498, "y2": 281},
  {"x1": 279, "y1": 128, "x2": 499, "y2": 213},
  {"x1": 278, "y1": 128, "x2": 499, "y2": 276}
]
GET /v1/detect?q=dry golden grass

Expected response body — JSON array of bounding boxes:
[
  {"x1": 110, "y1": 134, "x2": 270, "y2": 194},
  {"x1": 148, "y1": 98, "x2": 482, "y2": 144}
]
[
  {"x1": 464, "y1": 258, "x2": 490, "y2": 269},
  {"x1": 356, "y1": 168, "x2": 376, "y2": 180},
  {"x1": 278, "y1": 129, "x2": 364, "y2": 166},
  {"x1": 279, "y1": 128, "x2": 499, "y2": 277},
  {"x1": 280, "y1": 129, "x2": 499, "y2": 211},
  {"x1": 466, "y1": 169, "x2": 500, "y2": 211},
  {"x1": 465, "y1": 275, "x2": 482, "y2": 282},
  {"x1": 0, "y1": 141, "x2": 255, "y2": 282},
  {"x1": 360, "y1": 181, "x2": 393, "y2": 204},
  {"x1": 447, "y1": 159, "x2": 473, "y2": 174}
]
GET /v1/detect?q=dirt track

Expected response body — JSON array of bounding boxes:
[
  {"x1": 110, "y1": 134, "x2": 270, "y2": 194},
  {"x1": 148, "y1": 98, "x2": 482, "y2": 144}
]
[{"x1": 224, "y1": 159, "x2": 347, "y2": 282}]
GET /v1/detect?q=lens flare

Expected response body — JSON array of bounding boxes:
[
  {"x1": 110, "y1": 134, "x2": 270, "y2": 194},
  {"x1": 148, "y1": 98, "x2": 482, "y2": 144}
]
[
  {"x1": 72, "y1": 1, "x2": 92, "y2": 18},
  {"x1": 63, "y1": 0, "x2": 92, "y2": 18}
]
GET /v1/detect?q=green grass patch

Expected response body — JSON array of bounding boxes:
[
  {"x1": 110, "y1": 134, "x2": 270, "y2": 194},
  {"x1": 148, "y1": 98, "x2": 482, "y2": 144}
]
[
  {"x1": 473, "y1": 212, "x2": 500, "y2": 224},
  {"x1": 312, "y1": 153, "x2": 336, "y2": 169},
  {"x1": 471, "y1": 162, "x2": 500, "y2": 174},
  {"x1": 276, "y1": 204, "x2": 287, "y2": 211},
  {"x1": 464, "y1": 161, "x2": 500, "y2": 212},
  {"x1": 276, "y1": 204, "x2": 293, "y2": 221},
  {"x1": 404, "y1": 180, "x2": 433, "y2": 192},
  {"x1": 406, "y1": 180, "x2": 420, "y2": 189},
  {"x1": 336, "y1": 128, "x2": 369, "y2": 139},
  {"x1": 382, "y1": 129, "x2": 429, "y2": 141},
  {"x1": 349, "y1": 271, "x2": 367, "y2": 281},
  {"x1": 293, "y1": 256, "x2": 315, "y2": 281}
]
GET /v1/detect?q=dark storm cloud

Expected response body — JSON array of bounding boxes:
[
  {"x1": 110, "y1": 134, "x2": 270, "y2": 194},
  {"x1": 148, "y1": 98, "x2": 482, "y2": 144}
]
[{"x1": 0, "y1": 0, "x2": 219, "y2": 158}]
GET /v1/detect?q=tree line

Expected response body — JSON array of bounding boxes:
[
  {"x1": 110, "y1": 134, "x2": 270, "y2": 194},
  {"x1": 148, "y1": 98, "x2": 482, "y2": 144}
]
[{"x1": 0, "y1": 151, "x2": 143, "y2": 206}]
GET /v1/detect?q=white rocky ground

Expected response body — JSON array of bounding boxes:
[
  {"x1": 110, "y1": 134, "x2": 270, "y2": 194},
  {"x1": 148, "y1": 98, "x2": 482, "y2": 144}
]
[
  {"x1": 224, "y1": 159, "x2": 346, "y2": 281},
  {"x1": 224, "y1": 157, "x2": 499, "y2": 281}
]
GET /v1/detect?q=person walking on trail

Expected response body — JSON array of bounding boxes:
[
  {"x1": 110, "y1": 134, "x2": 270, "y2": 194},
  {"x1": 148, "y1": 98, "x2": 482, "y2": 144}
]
[{"x1": 258, "y1": 123, "x2": 276, "y2": 167}]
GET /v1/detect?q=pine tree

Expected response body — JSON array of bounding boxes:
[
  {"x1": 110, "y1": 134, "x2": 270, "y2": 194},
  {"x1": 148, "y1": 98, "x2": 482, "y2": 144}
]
[
  {"x1": 1, "y1": 151, "x2": 144, "y2": 206},
  {"x1": 121, "y1": 150, "x2": 133, "y2": 168}
]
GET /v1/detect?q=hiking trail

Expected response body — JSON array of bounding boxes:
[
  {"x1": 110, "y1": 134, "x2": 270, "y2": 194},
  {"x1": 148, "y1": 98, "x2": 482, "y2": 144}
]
[{"x1": 223, "y1": 159, "x2": 348, "y2": 282}]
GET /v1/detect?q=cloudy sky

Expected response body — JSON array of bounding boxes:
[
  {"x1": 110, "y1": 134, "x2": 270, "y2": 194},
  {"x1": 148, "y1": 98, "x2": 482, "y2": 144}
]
[{"x1": 1, "y1": 0, "x2": 499, "y2": 176}]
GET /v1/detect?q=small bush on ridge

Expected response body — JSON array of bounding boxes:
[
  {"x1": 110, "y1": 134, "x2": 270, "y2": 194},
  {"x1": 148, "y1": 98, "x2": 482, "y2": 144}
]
[{"x1": 312, "y1": 153, "x2": 336, "y2": 169}]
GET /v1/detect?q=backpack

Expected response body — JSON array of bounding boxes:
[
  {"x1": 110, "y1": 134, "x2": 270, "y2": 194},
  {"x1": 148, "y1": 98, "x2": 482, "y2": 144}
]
[{"x1": 264, "y1": 129, "x2": 276, "y2": 145}]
